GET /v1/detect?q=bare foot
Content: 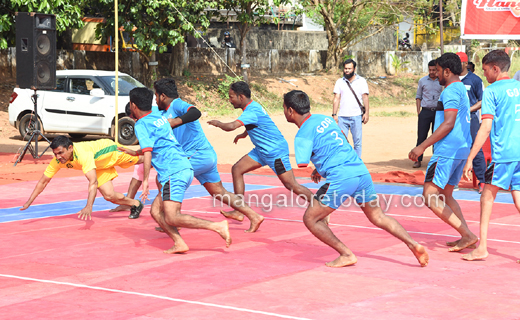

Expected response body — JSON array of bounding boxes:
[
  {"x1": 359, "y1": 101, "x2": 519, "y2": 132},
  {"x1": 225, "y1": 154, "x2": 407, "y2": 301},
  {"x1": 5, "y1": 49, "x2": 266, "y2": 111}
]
[
  {"x1": 411, "y1": 244, "x2": 429, "y2": 267},
  {"x1": 448, "y1": 235, "x2": 479, "y2": 252},
  {"x1": 245, "y1": 215, "x2": 264, "y2": 233},
  {"x1": 163, "y1": 242, "x2": 189, "y2": 254},
  {"x1": 325, "y1": 254, "x2": 358, "y2": 267},
  {"x1": 461, "y1": 247, "x2": 489, "y2": 261},
  {"x1": 220, "y1": 209, "x2": 244, "y2": 222},
  {"x1": 215, "y1": 220, "x2": 232, "y2": 248},
  {"x1": 109, "y1": 205, "x2": 131, "y2": 212},
  {"x1": 446, "y1": 239, "x2": 476, "y2": 249}
]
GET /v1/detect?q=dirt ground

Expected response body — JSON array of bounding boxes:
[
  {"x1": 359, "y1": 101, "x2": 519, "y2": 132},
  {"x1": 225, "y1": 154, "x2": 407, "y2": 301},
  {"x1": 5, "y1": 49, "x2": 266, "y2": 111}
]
[{"x1": 0, "y1": 73, "x2": 433, "y2": 178}]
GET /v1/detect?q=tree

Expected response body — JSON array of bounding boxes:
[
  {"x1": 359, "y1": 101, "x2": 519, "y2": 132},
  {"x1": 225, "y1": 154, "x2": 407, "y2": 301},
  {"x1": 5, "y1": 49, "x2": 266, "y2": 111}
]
[
  {"x1": 0, "y1": 0, "x2": 86, "y2": 49},
  {"x1": 299, "y1": 0, "x2": 429, "y2": 70},
  {"x1": 218, "y1": 0, "x2": 290, "y2": 82}
]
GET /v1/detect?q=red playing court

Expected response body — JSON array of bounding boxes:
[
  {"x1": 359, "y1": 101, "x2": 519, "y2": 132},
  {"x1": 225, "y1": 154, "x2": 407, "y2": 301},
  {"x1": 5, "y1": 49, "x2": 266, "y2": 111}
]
[{"x1": 1, "y1": 170, "x2": 520, "y2": 319}]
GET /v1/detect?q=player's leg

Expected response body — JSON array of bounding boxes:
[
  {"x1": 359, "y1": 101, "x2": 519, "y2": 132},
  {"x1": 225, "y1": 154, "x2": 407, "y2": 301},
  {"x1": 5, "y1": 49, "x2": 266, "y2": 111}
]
[
  {"x1": 470, "y1": 113, "x2": 487, "y2": 188},
  {"x1": 353, "y1": 174, "x2": 429, "y2": 266},
  {"x1": 148, "y1": 193, "x2": 188, "y2": 254},
  {"x1": 109, "y1": 161, "x2": 143, "y2": 215},
  {"x1": 441, "y1": 184, "x2": 477, "y2": 250},
  {"x1": 461, "y1": 184, "x2": 499, "y2": 261},
  {"x1": 221, "y1": 152, "x2": 263, "y2": 221},
  {"x1": 110, "y1": 178, "x2": 142, "y2": 212},
  {"x1": 205, "y1": 181, "x2": 264, "y2": 233},
  {"x1": 162, "y1": 169, "x2": 232, "y2": 247},
  {"x1": 303, "y1": 198, "x2": 357, "y2": 267}
]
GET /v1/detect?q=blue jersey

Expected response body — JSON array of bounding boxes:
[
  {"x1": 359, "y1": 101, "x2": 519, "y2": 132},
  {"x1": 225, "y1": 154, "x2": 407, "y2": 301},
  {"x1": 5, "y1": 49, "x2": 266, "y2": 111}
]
[
  {"x1": 295, "y1": 114, "x2": 368, "y2": 180},
  {"x1": 461, "y1": 71, "x2": 484, "y2": 108},
  {"x1": 237, "y1": 100, "x2": 289, "y2": 158},
  {"x1": 433, "y1": 81, "x2": 472, "y2": 159},
  {"x1": 481, "y1": 78, "x2": 520, "y2": 162},
  {"x1": 162, "y1": 98, "x2": 213, "y2": 156},
  {"x1": 134, "y1": 110, "x2": 192, "y2": 184}
]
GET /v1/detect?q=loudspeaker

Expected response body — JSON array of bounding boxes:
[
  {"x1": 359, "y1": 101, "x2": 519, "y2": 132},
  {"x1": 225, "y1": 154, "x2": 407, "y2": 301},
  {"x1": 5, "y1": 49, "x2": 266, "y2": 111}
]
[{"x1": 15, "y1": 12, "x2": 56, "y2": 90}]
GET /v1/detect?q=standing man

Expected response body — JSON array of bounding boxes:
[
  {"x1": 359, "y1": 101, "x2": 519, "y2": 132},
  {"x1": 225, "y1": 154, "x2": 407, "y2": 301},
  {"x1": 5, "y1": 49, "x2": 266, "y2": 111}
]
[
  {"x1": 208, "y1": 81, "x2": 314, "y2": 221},
  {"x1": 414, "y1": 59, "x2": 443, "y2": 168},
  {"x1": 21, "y1": 136, "x2": 144, "y2": 220},
  {"x1": 129, "y1": 87, "x2": 231, "y2": 253},
  {"x1": 332, "y1": 59, "x2": 369, "y2": 158},
  {"x1": 462, "y1": 50, "x2": 520, "y2": 261},
  {"x1": 409, "y1": 53, "x2": 478, "y2": 252},
  {"x1": 456, "y1": 51, "x2": 486, "y2": 193},
  {"x1": 284, "y1": 90, "x2": 429, "y2": 268}
]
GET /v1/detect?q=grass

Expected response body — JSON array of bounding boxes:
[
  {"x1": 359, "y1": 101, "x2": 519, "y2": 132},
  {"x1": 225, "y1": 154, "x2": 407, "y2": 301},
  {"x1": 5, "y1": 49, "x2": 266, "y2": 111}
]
[{"x1": 372, "y1": 110, "x2": 416, "y2": 117}]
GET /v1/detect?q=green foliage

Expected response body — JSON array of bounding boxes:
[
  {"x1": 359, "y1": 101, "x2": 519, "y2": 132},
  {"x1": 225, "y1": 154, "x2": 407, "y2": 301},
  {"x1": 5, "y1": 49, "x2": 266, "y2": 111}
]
[
  {"x1": 390, "y1": 54, "x2": 410, "y2": 75},
  {"x1": 91, "y1": 0, "x2": 218, "y2": 56},
  {"x1": 218, "y1": 74, "x2": 243, "y2": 99},
  {"x1": 0, "y1": 0, "x2": 86, "y2": 49}
]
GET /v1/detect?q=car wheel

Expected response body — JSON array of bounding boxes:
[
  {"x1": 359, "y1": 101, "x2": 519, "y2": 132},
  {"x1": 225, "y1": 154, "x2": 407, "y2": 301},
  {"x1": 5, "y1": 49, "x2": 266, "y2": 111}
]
[
  {"x1": 69, "y1": 133, "x2": 87, "y2": 139},
  {"x1": 118, "y1": 117, "x2": 138, "y2": 145},
  {"x1": 19, "y1": 113, "x2": 43, "y2": 141}
]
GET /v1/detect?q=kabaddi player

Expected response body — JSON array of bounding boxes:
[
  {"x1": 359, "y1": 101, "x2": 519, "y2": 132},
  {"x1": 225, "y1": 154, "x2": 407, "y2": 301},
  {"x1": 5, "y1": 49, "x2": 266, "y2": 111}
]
[
  {"x1": 208, "y1": 81, "x2": 314, "y2": 221},
  {"x1": 115, "y1": 79, "x2": 265, "y2": 232},
  {"x1": 283, "y1": 90, "x2": 429, "y2": 267},
  {"x1": 409, "y1": 53, "x2": 478, "y2": 252},
  {"x1": 20, "y1": 135, "x2": 144, "y2": 220},
  {"x1": 128, "y1": 87, "x2": 231, "y2": 253},
  {"x1": 462, "y1": 50, "x2": 520, "y2": 261}
]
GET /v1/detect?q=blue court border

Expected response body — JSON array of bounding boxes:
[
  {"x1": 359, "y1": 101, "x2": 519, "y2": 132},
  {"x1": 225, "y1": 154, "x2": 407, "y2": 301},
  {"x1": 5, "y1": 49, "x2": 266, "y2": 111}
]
[{"x1": 1, "y1": 181, "x2": 515, "y2": 224}]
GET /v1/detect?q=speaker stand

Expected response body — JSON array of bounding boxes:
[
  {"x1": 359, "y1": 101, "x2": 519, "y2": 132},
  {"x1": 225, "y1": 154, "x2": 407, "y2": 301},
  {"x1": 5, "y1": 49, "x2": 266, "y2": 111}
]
[{"x1": 14, "y1": 90, "x2": 51, "y2": 166}]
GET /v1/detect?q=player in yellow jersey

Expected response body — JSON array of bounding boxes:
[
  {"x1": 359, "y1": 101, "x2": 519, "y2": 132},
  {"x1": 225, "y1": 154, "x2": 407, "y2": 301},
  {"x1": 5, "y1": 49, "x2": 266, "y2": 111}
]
[{"x1": 21, "y1": 135, "x2": 144, "y2": 220}]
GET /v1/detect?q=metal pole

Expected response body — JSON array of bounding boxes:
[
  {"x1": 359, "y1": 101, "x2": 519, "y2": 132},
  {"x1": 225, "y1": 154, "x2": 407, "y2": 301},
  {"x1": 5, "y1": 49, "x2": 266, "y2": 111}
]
[
  {"x1": 114, "y1": 0, "x2": 119, "y2": 144},
  {"x1": 440, "y1": 0, "x2": 444, "y2": 54}
]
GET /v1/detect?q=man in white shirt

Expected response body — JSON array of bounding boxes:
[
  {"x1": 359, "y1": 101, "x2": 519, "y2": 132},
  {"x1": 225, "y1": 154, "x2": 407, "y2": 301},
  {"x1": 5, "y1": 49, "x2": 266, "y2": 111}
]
[{"x1": 332, "y1": 59, "x2": 369, "y2": 158}]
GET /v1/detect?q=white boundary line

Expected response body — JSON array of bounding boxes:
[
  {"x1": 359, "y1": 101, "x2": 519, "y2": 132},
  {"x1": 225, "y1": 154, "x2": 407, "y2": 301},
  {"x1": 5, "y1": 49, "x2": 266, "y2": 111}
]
[{"x1": 0, "y1": 274, "x2": 312, "y2": 320}]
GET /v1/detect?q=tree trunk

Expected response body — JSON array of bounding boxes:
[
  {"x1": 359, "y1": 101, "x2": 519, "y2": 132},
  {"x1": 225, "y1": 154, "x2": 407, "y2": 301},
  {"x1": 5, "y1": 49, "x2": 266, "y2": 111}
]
[
  {"x1": 241, "y1": 35, "x2": 248, "y2": 83},
  {"x1": 169, "y1": 41, "x2": 185, "y2": 77}
]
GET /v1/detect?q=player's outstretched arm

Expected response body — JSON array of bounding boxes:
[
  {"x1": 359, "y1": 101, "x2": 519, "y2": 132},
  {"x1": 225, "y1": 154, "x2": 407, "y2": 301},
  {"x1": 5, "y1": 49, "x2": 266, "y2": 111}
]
[
  {"x1": 20, "y1": 174, "x2": 52, "y2": 210},
  {"x1": 77, "y1": 169, "x2": 98, "y2": 220},
  {"x1": 409, "y1": 110, "x2": 456, "y2": 161},
  {"x1": 207, "y1": 120, "x2": 243, "y2": 132}
]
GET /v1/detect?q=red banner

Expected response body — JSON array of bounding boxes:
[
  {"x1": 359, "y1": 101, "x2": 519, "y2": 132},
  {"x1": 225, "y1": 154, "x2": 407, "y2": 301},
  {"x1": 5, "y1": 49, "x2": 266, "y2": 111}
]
[{"x1": 461, "y1": 0, "x2": 520, "y2": 39}]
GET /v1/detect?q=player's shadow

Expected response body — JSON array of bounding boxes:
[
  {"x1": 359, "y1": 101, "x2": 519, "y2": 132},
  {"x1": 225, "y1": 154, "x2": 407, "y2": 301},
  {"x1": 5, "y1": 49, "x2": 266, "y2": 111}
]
[{"x1": 78, "y1": 220, "x2": 95, "y2": 230}]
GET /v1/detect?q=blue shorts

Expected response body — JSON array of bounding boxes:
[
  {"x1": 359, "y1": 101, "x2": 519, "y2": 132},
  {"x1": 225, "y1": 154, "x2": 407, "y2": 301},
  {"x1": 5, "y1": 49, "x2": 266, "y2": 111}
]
[
  {"x1": 188, "y1": 148, "x2": 221, "y2": 185},
  {"x1": 161, "y1": 168, "x2": 194, "y2": 202},
  {"x1": 485, "y1": 161, "x2": 520, "y2": 191},
  {"x1": 425, "y1": 156, "x2": 466, "y2": 189},
  {"x1": 248, "y1": 148, "x2": 292, "y2": 175},
  {"x1": 314, "y1": 174, "x2": 378, "y2": 209}
]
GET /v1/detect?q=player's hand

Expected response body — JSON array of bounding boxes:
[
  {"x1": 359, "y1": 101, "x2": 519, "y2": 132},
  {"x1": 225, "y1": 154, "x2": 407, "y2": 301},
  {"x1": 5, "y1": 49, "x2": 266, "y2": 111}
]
[
  {"x1": 78, "y1": 207, "x2": 93, "y2": 220},
  {"x1": 463, "y1": 160, "x2": 474, "y2": 181},
  {"x1": 233, "y1": 132, "x2": 247, "y2": 144},
  {"x1": 141, "y1": 181, "x2": 150, "y2": 203},
  {"x1": 207, "y1": 120, "x2": 221, "y2": 128},
  {"x1": 333, "y1": 115, "x2": 338, "y2": 123},
  {"x1": 20, "y1": 202, "x2": 31, "y2": 211},
  {"x1": 362, "y1": 113, "x2": 369, "y2": 124},
  {"x1": 408, "y1": 146, "x2": 424, "y2": 162},
  {"x1": 118, "y1": 147, "x2": 137, "y2": 156},
  {"x1": 311, "y1": 169, "x2": 322, "y2": 183}
]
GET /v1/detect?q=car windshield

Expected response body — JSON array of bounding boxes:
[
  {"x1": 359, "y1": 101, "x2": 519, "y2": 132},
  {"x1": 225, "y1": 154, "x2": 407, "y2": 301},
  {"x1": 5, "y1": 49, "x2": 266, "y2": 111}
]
[{"x1": 99, "y1": 75, "x2": 145, "y2": 95}]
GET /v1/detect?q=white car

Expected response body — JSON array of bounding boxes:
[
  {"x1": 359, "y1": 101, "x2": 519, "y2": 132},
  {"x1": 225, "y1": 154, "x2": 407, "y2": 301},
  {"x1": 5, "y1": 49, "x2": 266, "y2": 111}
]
[{"x1": 8, "y1": 70, "x2": 145, "y2": 145}]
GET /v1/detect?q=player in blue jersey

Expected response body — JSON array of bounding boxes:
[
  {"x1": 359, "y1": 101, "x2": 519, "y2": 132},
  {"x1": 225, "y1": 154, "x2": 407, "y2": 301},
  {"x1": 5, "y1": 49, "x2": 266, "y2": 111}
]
[
  {"x1": 208, "y1": 81, "x2": 314, "y2": 221},
  {"x1": 115, "y1": 79, "x2": 265, "y2": 232},
  {"x1": 462, "y1": 50, "x2": 520, "y2": 261},
  {"x1": 284, "y1": 90, "x2": 429, "y2": 267},
  {"x1": 409, "y1": 53, "x2": 478, "y2": 252},
  {"x1": 284, "y1": 90, "x2": 429, "y2": 268},
  {"x1": 127, "y1": 87, "x2": 232, "y2": 254}
]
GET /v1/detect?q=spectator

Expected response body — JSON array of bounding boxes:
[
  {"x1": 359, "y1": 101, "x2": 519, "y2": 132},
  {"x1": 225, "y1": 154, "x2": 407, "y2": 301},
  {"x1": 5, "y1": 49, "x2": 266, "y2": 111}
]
[
  {"x1": 221, "y1": 31, "x2": 236, "y2": 49},
  {"x1": 332, "y1": 59, "x2": 369, "y2": 158},
  {"x1": 468, "y1": 62, "x2": 476, "y2": 73},
  {"x1": 513, "y1": 70, "x2": 520, "y2": 81},
  {"x1": 413, "y1": 59, "x2": 443, "y2": 168},
  {"x1": 456, "y1": 51, "x2": 487, "y2": 193}
]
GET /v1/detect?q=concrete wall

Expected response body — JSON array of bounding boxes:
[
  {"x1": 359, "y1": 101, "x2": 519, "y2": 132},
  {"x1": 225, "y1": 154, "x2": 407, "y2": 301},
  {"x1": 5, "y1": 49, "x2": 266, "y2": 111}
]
[
  {"x1": 1, "y1": 47, "x2": 442, "y2": 85},
  {"x1": 348, "y1": 27, "x2": 397, "y2": 52}
]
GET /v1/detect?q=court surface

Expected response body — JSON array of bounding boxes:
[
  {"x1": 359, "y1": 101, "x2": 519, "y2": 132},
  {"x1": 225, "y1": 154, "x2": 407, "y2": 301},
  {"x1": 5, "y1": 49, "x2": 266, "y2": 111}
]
[{"x1": 1, "y1": 171, "x2": 520, "y2": 319}]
